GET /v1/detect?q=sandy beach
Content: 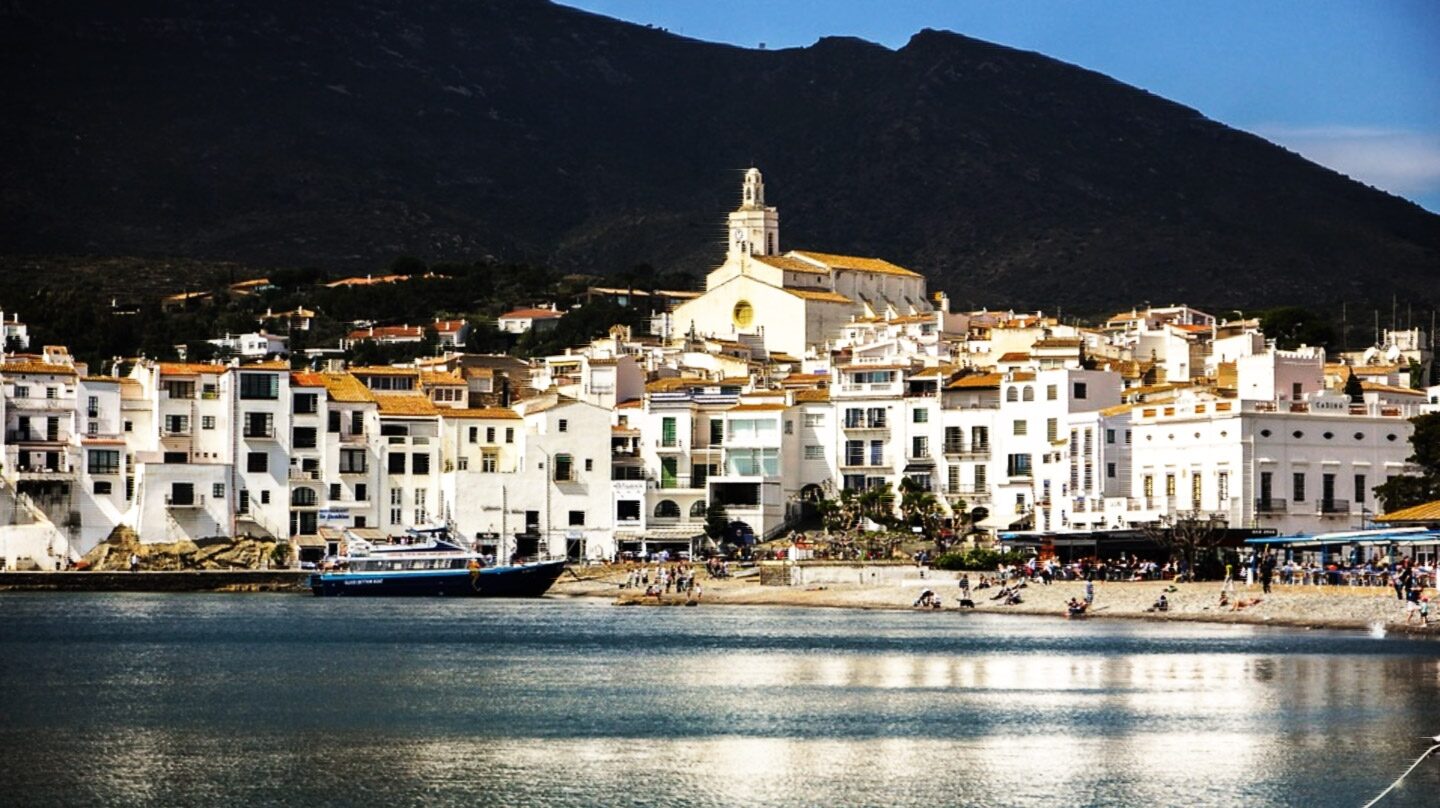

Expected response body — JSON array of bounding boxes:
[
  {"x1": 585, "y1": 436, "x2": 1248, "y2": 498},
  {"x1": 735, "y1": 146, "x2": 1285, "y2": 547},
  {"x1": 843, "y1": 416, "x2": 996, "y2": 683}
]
[{"x1": 553, "y1": 566, "x2": 1440, "y2": 634}]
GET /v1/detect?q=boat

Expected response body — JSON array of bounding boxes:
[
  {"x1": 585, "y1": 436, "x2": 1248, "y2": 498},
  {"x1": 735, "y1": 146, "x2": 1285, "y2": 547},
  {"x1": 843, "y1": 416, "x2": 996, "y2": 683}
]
[{"x1": 309, "y1": 528, "x2": 567, "y2": 597}]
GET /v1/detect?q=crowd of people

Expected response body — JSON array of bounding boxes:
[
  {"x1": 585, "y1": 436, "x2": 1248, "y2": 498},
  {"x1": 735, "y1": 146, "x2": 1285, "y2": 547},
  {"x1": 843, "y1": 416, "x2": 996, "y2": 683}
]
[{"x1": 620, "y1": 562, "x2": 703, "y2": 602}]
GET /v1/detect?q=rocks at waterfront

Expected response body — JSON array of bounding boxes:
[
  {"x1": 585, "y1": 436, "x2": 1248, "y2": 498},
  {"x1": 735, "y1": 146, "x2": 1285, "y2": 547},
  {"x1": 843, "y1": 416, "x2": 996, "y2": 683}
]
[{"x1": 80, "y1": 527, "x2": 283, "y2": 571}]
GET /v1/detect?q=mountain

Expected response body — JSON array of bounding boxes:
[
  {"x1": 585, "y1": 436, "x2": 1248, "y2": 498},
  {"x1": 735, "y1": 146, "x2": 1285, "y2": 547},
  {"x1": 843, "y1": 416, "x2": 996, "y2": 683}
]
[{"x1": 2, "y1": 0, "x2": 1437, "y2": 311}]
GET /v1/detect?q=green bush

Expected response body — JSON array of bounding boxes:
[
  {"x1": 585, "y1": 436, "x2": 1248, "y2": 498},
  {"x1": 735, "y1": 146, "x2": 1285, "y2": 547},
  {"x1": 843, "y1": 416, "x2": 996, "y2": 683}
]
[{"x1": 930, "y1": 547, "x2": 1029, "y2": 570}]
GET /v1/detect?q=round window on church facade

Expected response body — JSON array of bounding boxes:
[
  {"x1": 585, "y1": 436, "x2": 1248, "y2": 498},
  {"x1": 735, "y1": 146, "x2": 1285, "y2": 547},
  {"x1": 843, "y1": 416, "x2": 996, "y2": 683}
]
[{"x1": 732, "y1": 300, "x2": 754, "y2": 328}]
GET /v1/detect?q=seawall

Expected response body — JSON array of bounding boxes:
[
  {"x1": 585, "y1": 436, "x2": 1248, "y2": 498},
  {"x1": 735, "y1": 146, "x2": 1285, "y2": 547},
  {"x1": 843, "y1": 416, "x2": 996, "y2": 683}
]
[{"x1": 0, "y1": 571, "x2": 311, "y2": 593}]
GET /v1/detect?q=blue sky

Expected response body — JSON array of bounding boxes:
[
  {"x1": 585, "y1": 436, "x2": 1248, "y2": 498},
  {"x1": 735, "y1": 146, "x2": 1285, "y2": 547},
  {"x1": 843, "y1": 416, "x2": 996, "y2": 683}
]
[{"x1": 566, "y1": 0, "x2": 1440, "y2": 212}]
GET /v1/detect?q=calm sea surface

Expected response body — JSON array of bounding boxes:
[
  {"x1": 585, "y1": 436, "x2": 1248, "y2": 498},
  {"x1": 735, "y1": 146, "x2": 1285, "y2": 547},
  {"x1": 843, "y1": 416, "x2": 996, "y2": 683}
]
[{"x1": 1, "y1": 593, "x2": 1438, "y2": 807}]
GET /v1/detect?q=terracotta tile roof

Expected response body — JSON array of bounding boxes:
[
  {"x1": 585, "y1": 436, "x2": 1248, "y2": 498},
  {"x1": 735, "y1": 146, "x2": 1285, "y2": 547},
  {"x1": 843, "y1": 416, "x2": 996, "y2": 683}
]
[
  {"x1": 157, "y1": 362, "x2": 224, "y2": 377},
  {"x1": 645, "y1": 377, "x2": 708, "y2": 393},
  {"x1": 615, "y1": 398, "x2": 643, "y2": 409},
  {"x1": 499, "y1": 308, "x2": 564, "y2": 320},
  {"x1": 1, "y1": 360, "x2": 76, "y2": 376},
  {"x1": 946, "y1": 373, "x2": 1002, "y2": 390},
  {"x1": 347, "y1": 325, "x2": 425, "y2": 341},
  {"x1": 1010, "y1": 372, "x2": 1037, "y2": 382},
  {"x1": 1099, "y1": 403, "x2": 1136, "y2": 417},
  {"x1": 793, "y1": 388, "x2": 830, "y2": 402},
  {"x1": 80, "y1": 376, "x2": 121, "y2": 384},
  {"x1": 729, "y1": 403, "x2": 787, "y2": 411},
  {"x1": 419, "y1": 370, "x2": 465, "y2": 386},
  {"x1": 789, "y1": 250, "x2": 922, "y2": 278},
  {"x1": 290, "y1": 372, "x2": 326, "y2": 388},
  {"x1": 1032, "y1": 338, "x2": 1083, "y2": 348},
  {"x1": 1360, "y1": 381, "x2": 1425, "y2": 396},
  {"x1": 325, "y1": 274, "x2": 409, "y2": 288},
  {"x1": 442, "y1": 407, "x2": 521, "y2": 420},
  {"x1": 784, "y1": 287, "x2": 853, "y2": 304},
  {"x1": 239, "y1": 360, "x2": 290, "y2": 370},
  {"x1": 374, "y1": 393, "x2": 438, "y2": 417},
  {"x1": 1378, "y1": 499, "x2": 1440, "y2": 523},
  {"x1": 432, "y1": 319, "x2": 466, "y2": 333},
  {"x1": 350, "y1": 365, "x2": 420, "y2": 376},
  {"x1": 319, "y1": 373, "x2": 375, "y2": 404},
  {"x1": 752, "y1": 255, "x2": 826, "y2": 273},
  {"x1": 997, "y1": 352, "x2": 1031, "y2": 362}
]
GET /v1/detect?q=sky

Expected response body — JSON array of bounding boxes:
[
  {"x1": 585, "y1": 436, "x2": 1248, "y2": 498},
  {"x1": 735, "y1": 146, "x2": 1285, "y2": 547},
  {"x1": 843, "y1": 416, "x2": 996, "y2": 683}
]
[{"x1": 565, "y1": 0, "x2": 1440, "y2": 213}]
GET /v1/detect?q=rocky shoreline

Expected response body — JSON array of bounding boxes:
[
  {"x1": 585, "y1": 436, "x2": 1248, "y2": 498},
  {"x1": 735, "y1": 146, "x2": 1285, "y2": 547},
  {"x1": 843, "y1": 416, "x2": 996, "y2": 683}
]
[{"x1": 552, "y1": 568, "x2": 1440, "y2": 636}]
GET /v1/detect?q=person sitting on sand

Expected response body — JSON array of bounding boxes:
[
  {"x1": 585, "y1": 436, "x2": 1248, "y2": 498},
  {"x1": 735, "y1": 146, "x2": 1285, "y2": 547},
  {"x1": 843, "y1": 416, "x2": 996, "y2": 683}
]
[
  {"x1": 1067, "y1": 598, "x2": 1087, "y2": 617},
  {"x1": 1147, "y1": 594, "x2": 1169, "y2": 613},
  {"x1": 1004, "y1": 590, "x2": 1023, "y2": 605}
]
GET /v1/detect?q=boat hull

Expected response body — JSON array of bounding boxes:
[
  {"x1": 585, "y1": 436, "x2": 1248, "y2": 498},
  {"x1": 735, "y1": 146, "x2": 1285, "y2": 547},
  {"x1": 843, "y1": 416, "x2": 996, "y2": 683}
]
[{"x1": 309, "y1": 560, "x2": 567, "y2": 597}]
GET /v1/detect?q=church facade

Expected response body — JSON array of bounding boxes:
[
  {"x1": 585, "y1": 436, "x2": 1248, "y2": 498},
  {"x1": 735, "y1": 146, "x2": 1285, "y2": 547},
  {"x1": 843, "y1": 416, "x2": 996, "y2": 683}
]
[{"x1": 670, "y1": 168, "x2": 933, "y2": 358}]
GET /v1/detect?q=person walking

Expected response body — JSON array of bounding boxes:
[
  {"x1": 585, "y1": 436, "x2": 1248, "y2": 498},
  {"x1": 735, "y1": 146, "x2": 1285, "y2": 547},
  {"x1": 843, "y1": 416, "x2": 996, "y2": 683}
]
[
  {"x1": 129, "y1": 552, "x2": 139, "y2": 573},
  {"x1": 1260, "y1": 554, "x2": 1275, "y2": 595},
  {"x1": 1084, "y1": 578, "x2": 1095, "y2": 607}
]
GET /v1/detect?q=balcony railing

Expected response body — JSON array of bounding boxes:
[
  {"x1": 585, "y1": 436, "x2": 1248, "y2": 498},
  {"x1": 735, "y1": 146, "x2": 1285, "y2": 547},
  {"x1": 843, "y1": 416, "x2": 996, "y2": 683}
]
[
  {"x1": 165, "y1": 494, "x2": 205, "y2": 508},
  {"x1": 949, "y1": 486, "x2": 991, "y2": 503},
  {"x1": 1317, "y1": 498, "x2": 1351, "y2": 515},
  {"x1": 339, "y1": 431, "x2": 368, "y2": 444},
  {"x1": 1255, "y1": 498, "x2": 1288, "y2": 514},
  {"x1": 243, "y1": 425, "x2": 276, "y2": 439},
  {"x1": 338, "y1": 464, "x2": 368, "y2": 476},
  {"x1": 6, "y1": 430, "x2": 63, "y2": 443},
  {"x1": 289, "y1": 468, "x2": 320, "y2": 481}
]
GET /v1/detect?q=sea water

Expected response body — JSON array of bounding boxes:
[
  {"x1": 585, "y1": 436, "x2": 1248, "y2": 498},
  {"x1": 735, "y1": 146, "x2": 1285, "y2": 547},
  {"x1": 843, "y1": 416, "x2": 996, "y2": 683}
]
[{"x1": 1, "y1": 592, "x2": 1437, "y2": 807}]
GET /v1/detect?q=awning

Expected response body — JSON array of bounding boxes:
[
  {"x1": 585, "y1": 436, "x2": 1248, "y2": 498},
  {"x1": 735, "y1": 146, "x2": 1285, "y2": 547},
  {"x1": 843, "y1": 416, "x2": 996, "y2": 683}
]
[
  {"x1": 292, "y1": 534, "x2": 327, "y2": 548},
  {"x1": 903, "y1": 461, "x2": 935, "y2": 472}
]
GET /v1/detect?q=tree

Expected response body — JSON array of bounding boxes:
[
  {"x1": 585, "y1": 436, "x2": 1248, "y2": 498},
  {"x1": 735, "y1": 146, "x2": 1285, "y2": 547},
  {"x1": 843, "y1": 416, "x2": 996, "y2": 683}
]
[
  {"x1": 1258, "y1": 306, "x2": 1336, "y2": 351},
  {"x1": 704, "y1": 501, "x2": 728, "y2": 543},
  {"x1": 1143, "y1": 510, "x2": 1224, "y2": 581},
  {"x1": 1343, "y1": 370, "x2": 1364, "y2": 403},
  {"x1": 898, "y1": 477, "x2": 944, "y2": 539},
  {"x1": 1375, "y1": 413, "x2": 1440, "y2": 512}
]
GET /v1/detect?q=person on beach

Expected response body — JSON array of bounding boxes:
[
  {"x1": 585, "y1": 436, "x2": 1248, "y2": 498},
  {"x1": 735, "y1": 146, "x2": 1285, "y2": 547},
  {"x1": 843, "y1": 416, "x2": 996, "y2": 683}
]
[
  {"x1": 1222, "y1": 560, "x2": 1236, "y2": 596},
  {"x1": 1260, "y1": 554, "x2": 1275, "y2": 594},
  {"x1": 959, "y1": 574, "x2": 970, "y2": 600},
  {"x1": 1084, "y1": 578, "x2": 1095, "y2": 607},
  {"x1": 129, "y1": 552, "x2": 139, "y2": 572},
  {"x1": 1404, "y1": 588, "x2": 1423, "y2": 624},
  {"x1": 1147, "y1": 594, "x2": 1169, "y2": 613}
]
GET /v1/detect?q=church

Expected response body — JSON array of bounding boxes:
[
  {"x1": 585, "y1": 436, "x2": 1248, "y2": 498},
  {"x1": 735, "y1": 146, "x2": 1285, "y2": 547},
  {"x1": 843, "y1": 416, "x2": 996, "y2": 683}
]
[{"x1": 670, "y1": 169, "x2": 933, "y2": 358}]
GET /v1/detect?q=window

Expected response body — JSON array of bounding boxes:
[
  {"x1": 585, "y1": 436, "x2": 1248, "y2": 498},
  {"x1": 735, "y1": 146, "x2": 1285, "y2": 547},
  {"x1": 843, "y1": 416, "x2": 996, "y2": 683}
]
[
  {"x1": 617, "y1": 500, "x2": 641, "y2": 522},
  {"x1": 554, "y1": 453, "x2": 573, "y2": 482},
  {"x1": 1259, "y1": 471, "x2": 1273, "y2": 504},
  {"x1": 1292, "y1": 472, "x2": 1306, "y2": 503},
  {"x1": 1191, "y1": 474, "x2": 1202, "y2": 508},
  {"x1": 213, "y1": 483, "x2": 226, "y2": 500},
  {"x1": 845, "y1": 440, "x2": 864, "y2": 466},
  {"x1": 329, "y1": 483, "x2": 342, "y2": 501},
  {"x1": 974, "y1": 465, "x2": 987, "y2": 487},
  {"x1": 88, "y1": 450, "x2": 121, "y2": 475},
  {"x1": 1013, "y1": 420, "x2": 1027, "y2": 436},
  {"x1": 246, "y1": 452, "x2": 267, "y2": 473},
  {"x1": 46, "y1": 386, "x2": 57, "y2": 400},
  {"x1": 391, "y1": 489, "x2": 403, "y2": 505},
  {"x1": 803, "y1": 413, "x2": 824, "y2": 428},
  {"x1": 661, "y1": 417, "x2": 677, "y2": 447},
  {"x1": 1073, "y1": 382, "x2": 1088, "y2": 399},
  {"x1": 1006, "y1": 387, "x2": 1018, "y2": 402},
  {"x1": 1105, "y1": 429, "x2": 1115, "y2": 444},
  {"x1": 201, "y1": 415, "x2": 216, "y2": 430},
  {"x1": 259, "y1": 490, "x2": 271, "y2": 505},
  {"x1": 908, "y1": 473, "x2": 932, "y2": 492},
  {"x1": 911, "y1": 436, "x2": 928, "y2": 458},
  {"x1": 1143, "y1": 475, "x2": 1154, "y2": 498},
  {"x1": 1165, "y1": 474, "x2": 1176, "y2": 497},
  {"x1": 1046, "y1": 384, "x2": 1057, "y2": 401},
  {"x1": 293, "y1": 427, "x2": 317, "y2": 449},
  {"x1": 654, "y1": 500, "x2": 680, "y2": 519},
  {"x1": 913, "y1": 408, "x2": 929, "y2": 423},
  {"x1": 328, "y1": 411, "x2": 342, "y2": 433},
  {"x1": 690, "y1": 500, "x2": 708, "y2": 518},
  {"x1": 1354, "y1": 474, "x2": 1367, "y2": 504},
  {"x1": 239, "y1": 373, "x2": 279, "y2": 400},
  {"x1": 13, "y1": 385, "x2": 27, "y2": 398},
  {"x1": 568, "y1": 510, "x2": 585, "y2": 527},
  {"x1": 457, "y1": 457, "x2": 469, "y2": 471},
  {"x1": 481, "y1": 449, "x2": 499, "y2": 473},
  {"x1": 413, "y1": 489, "x2": 428, "y2": 524},
  {"x1": 558, "y1": 418, "x2": 568, "y2": 433},
  {"x1": 505, "y1": 428, "x2": 514, "y2": 444},
  {"x1": 710, "y1": 420, "x2": 725, "y2": 445},
  {"x1": 340, "y1": 449, "x2": 367, "y2": 474},
  {"x1": 293, "y1": 393, "x2": 318, "y2": 414},
  {"x1": 584, "y1": 458, "x2": 594, "y2": 472},
  {"x1": 1217, "y1": 472, "x2": 1229, "y2": 502},
  {"x1": 388, "y1": 453, "x2": 406, "y2": 474},
  {"x1": 243, "y1": 412, "x2": 273, "y2": 438},
  {"x1": 845, "y1": 408, "x2": 864, "y2": 428},
  {"x1": 468, "y1": 426, "x2": 478, "y2": 444},
  {"x1": 94, "y1": 481, "x2": 112, "y2": 495},
  {"x1": 1006, "y1": 453, "x2": 1032, "y2": 478},
  {"x1": 355, "y1": 484, "x2": 368, "y2": 501},
  {"x1": 804, "y1": 445, "x2": 824, "y2": 460},
  {"x1": 486, "y1": 426, "x2": 496, "y2": 443},
  {"x1": 412, "y1": 453, "x2": 430, "y2": 475},
  {"x1": 124, "y1": 421, "x2": 133, "y2": 433},
  {"x1": 1106, "y1": 462, "x2": 1116, "y2": 479},
  {"x1": 1022, "y1": 386, "x2": 1034, "y2": 402},
  {"x1": 1291, "y1": 382, "x2": 1303, "y2": 400},
  {"x1": 869, "y1": 440, "x2": 884, "y2": 466},
  {"x1": 169, "y1": 482, "x2": 195, "y2": 506},
  {"x1": 1046, "y1": 418, "x2": 1057, "y2": 443},
  {"x1": 291, "y1": 487, "x2": 317, "y2": 507},
  {"x1": 164, "y1": 414, "x2": 189, "y2": 435}
]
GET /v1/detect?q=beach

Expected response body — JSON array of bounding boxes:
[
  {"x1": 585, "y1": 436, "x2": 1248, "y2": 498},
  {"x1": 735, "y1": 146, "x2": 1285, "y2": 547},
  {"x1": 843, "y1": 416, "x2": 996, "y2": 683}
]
[{"x1": 553, "y1": 565, "x2": 1440, "y2": 634}]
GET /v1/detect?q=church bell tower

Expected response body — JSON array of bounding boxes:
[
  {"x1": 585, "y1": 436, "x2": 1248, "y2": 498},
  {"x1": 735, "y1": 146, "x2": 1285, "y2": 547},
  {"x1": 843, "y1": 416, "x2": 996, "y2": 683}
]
[{"x1": 726, "y1": 167, "x2": 780, "y2": 260}]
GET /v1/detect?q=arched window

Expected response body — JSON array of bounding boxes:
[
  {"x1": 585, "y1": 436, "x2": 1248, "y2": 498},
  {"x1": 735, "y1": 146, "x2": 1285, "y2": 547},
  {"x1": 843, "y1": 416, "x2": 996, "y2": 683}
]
[
  {"x1": 654, "y1": 500, "x2": 680, "y2": 519},
  {"x1": 690, "y1": 500, "x2": 708, "y2": 518},
  {"x1": 1006, "y1": 387, "x2": 1019, "y2": 402},
  {"x1": 1022, "y1": 386, "x2": 1034, "y2": 401},
  {"x1": 291, "y1": 487, "x2": 317, "y2": 506}
]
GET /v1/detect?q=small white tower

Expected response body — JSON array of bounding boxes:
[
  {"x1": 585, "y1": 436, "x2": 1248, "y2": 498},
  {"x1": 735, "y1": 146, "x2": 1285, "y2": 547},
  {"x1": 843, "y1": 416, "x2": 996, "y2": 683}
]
[{"x1": 727, "y1": 167, "x2": 780, "y2": 260}]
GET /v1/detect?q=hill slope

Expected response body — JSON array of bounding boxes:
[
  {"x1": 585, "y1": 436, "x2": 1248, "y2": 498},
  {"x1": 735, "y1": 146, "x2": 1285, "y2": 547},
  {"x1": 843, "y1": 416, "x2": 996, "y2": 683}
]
[{"x1": 2, "y1": 0, "x2": 1437, "y2": 309}]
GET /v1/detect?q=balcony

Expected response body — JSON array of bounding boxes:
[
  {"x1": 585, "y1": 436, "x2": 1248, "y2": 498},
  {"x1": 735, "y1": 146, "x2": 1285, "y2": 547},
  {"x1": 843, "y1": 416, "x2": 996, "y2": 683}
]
[
  {"x1": 839, "y1": 457, "x2": 889, "y2": 469},
  {"x1": 1317, "y1": 498, "x2": 1351, "y2": 516},
  {"x1": 338, "y1": 464, "x2": 368, "y2": 476},
  {"x1": 11, "y1": 464, "x2": 76, "y2": 480},
  {"x1": 8, "y1": 397, "x2": 73, "y2": 411},
  {"x1": 289, "y1": 468, "x2": 321, "y2": 482},
  {"x1": 165, "y1": 494, "x2": 205, "y2": 508},
  {"x1": 955, "y1": 445, "x2": 991, "y2": 460},
  {"x1": 841, "y1": 419, "x2": 888, "y2": 432},
  {"x1": 243, "y1": 425, "x2": 276, "y2": 439},
  {"x1": 1255, "y1": 498, "x2": 1288, "y2": 514},
  {"x1": 949, "y1": 486, "x2": 991, "y2": 503},
  {"x1": 339, "y1": 431, "x2": 368, "y2": 444},
  {"x1": 161, "y1": 426, "x2": 192, "y2": 438},
  {"x1": 656, "y1": 439, "x2": 685, "y2": 451}
]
